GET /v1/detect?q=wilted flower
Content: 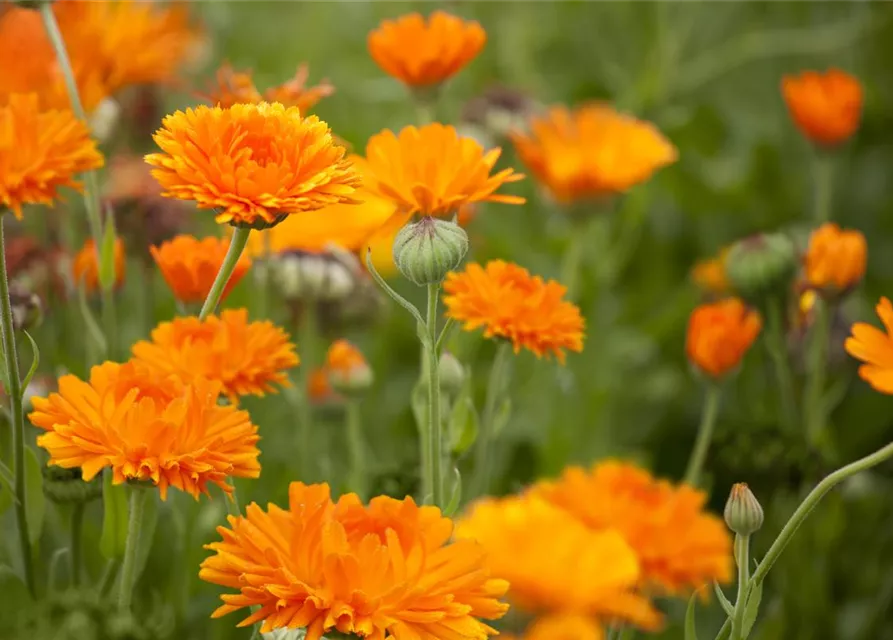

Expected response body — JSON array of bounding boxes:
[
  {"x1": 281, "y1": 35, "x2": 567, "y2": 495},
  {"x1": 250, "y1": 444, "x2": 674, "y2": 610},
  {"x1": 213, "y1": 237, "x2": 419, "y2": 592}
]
[
  {"x1": 804, "y1": 222, "x2": 867, "y2": 295},
  {"x1": 686, "y1": 298, "x2": 761, "y2": 379},
  {"x1": 691, "y1": 248, "x2": 731, "y2": 297},
  {"x1": 151, "y1": 235, "x2": 252, "y2": 304},
  {"x1": 782, "y1": 69, "x2": 862, "y2": 146},
  {"x1": 845, "y1": 297, "x2": 893, "y2": 394},
  {"x1": 72, "y1": 237, "x2": 126, "y2": 293},
  {"x1": 202, "y1": 62, "x2": 334, "y2": 113}
]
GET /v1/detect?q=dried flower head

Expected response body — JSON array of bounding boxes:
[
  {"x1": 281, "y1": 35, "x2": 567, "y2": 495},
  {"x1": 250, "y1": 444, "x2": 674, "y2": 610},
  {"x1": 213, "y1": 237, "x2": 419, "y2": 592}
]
[
  {"x1": 804, "y1": 222, "x2": 867, "y2": 294},
  {"x1": 511, "y1": 104, "x2": 677, "y2": 203},
  {"x1": 200, "y1": 482, "x2": 509, "y2": 638},
  {"x1": 443, "y1": 261, "x2": 585, "y2": 362},
  {"x1": 686, "y1": 298, "x2": 761, "y2": 378},
  {"x1": 151, "y1": 235, "x2": 252, "y2": 304},
  {"x1": 782, "y1": 69, "x2": 862, "y2": 146},
  {"x1": 845, "y1": 297, "x2": 893, "y2": 394},
  {"x1": 72, "y1": 237, "x2": 126, "y2": 293}
]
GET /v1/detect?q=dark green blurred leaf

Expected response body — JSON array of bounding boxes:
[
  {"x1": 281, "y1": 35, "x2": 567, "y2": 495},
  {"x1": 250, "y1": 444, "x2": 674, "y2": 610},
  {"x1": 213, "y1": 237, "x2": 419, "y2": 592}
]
[
  {"x1": 24, "y1": 448, "x2": 44, "y2": 546},
  {"x1": 449, "y1": 394, "x2": 479, "y2": 456},
  {"x1": 100, "y1": 472, "x2": 128, "y2": 559}
]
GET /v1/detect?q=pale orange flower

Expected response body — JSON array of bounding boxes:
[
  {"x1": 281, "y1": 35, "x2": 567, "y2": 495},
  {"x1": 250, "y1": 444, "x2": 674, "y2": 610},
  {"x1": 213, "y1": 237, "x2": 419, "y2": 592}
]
[
  {"x1": 132, "y1": 308, "x2": 298, "y2": 403},
  {"x1": 0, "y1": 93, "x2": 104, "y2": 218},
  {"x1": 686, "y1": 298, "x2": 761, "y2": 378},
  {"x1": 522, "y1": 614, "x2": 605, "y2": 640},
  {"x1": 200, "y1": 481, "x2": 509, "y2": 638},
  {"x1": 533, "y1": 461, "x2": 734, "y2": 594},
  {"x1": 845, "y1": 297, "x2": 893, "y2": 394},
  {"x1": 151, "y1": 235, "x2": 252, "y2": 304},
  {"x1": 691, "y1": 248, "x2": 731, "y2": 297},
  {"x1": 145, "y1": 102, "x2": 360, "y2": 228},
  {"x1": 29, "y1": 360, "x2": 260, "y2": 500},
  {"x1": 307, "y1": 367, "x2": 333, "y2": 403},
  {"x1": 368, "y1": 11, "x2": 486, "y2": 87},
  {"x1": 782, "y1": 69, "x2": 862, "y2": 146},
  {"x1": 443, "y1": 261, "x2": 584, "y2": 363},
  {"x1": 804, "y1": 222, "x2": 867, "y2": 293},
  {"x1": 72, "y1": 237, "x2": 126, "y2": 293},
  {"x1": 200, "y1": 63, "x2": 262, "y2": 107},
  {"x1": 325, "y1": 339, "x2": 372, "y2": 391},
  {"x1": 511, "y1": 104, "x2": 677, "y2": 202},
  {"x1": 203, "y1": 63, "x2": 334, "y2": 113},
  {"x1": 264, "y1": 65, "x2": 335, "y2": 112}
]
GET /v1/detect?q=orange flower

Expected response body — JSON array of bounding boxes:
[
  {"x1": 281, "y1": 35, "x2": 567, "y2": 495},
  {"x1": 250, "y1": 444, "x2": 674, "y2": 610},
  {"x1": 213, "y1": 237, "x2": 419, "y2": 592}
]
[
  {"x1": 368, "y1": 11, "x2": 486, "y2": 87},
  {"x1": 455, "y1": 494, "x2": 661, "y2": 630},
  {"x1": 203, "y1": 63, "x2": 334, "y2": 113},
  {"x1": 845, "y1": 297, "x2": 893, "y2": 394},
  {"x1": 200, "y1": 481, "x2": 509, "y2": 638},
  {"x1": 0, "y1": 93, "x2": 104, "y2": 218},
  {"x1": 72, "y1": 237, "x2": 126, "y2": 293},
  {"x1": 151, "y1": 235, "x2": 252, "y2": 304},
  {"x1": 359, "y1": 123, "x2": 524, "y2": 223},
  {"x1": 443, "y1": 261, "x2": 584, "y2": 363},
  {"x1": 264, "y1": 65, "x2": 335, "y2": 113},
  {"x1": 522, "y1": 614, "x2": 605, "y2": 640},
  {"x1": 307, "y1": 367, "x2": 333, "y2": 403},
  {"x1": 325, "y1": 339, "x2": 372, "y2": 392},
  {"x1": 532, "y1": 461, "x2": 733, "y2": 594},
  {"x1": 781, "y1": 69, "x2": 862, "y2": 146},
  {"x1": 686, "y1": 298, "x2": 761, "y2": 378},
  {"x1": 511, "y1": 104, "x2": 677, "y2": 202},
  {"x1": 29, "y1": 360, "x2": 260, "y2": 499},
  {"x1": 132, "y1": 308, "x2": 298, "y2": 403},
  {"x1": 804, "y1": 222, "x2": 867, "y2": 293},
  {"x1": 145, "y1": 102, "x2": 361, "y2": 228},
  {"x1": 691, "y1": 248, "x2": 730, "y2": 297}
]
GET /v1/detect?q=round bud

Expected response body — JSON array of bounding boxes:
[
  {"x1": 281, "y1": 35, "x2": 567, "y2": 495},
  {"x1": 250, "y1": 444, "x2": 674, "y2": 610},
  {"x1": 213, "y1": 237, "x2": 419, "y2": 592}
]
[
  {"x1": 724, "y1": 482, "x2": 764, "y2": 536},
  {"x1": 272, "y1": 249, "x2": 356, "y2": 302},
  {"x1": 438, "y1": 351, "x2": 466, "y2": 396},
  {"x1": 42, "y1": 466, "x2": 102, "y2": 505},
  {"x1": 725, "y1": 233, "x2": 797, "y2": 304},
  {"x1": 328, "y1": 361, "x2": 374, "y2": 396},
  {"x1": 393, "y1": 217, "x2": 468, "y2": 286}
]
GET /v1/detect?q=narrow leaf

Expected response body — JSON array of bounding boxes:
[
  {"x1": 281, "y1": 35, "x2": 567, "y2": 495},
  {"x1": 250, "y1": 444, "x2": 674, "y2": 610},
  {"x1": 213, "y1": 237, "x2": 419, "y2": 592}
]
[
  {"x1": 47, "y1": 548, "x2": 70, "y2": 594},
  {"x1": 0, "y1": 467, "x2": 13, "y2": 515},
  {"x1": 24, "y1": 448, "x2": 46, "y2": 545},
  {"x1": 0, "y1": 564, "x2": 33, "y2": 606},
  {"x1": 742, "y1": 578, "x2": 764, "y2": 637},
  {"x1": 491, "y1": 398, "x2": 512, "y2": 436},
  {"x1": 20, "y1": 330, "x2": 40, "y2": 395},
  {"x1": 684, "y1": 590, "x2": 700, "y2": 640},
  {"x1": 713, "y1": 581, "x2": 735, "y2": 616},
  {"x1": 98, "y1": 213, "x2": 118, "y2": 292},
  {"x1": 133, "y1": 493, "x2": 159, "y2": 585},
  {"x1": 411, "y1": 381, "x2": 427, "y2": 437},
  {"x1": 100, "y1": 472, "x2": 129, "y2": 559},
  {"x1": 444, "y1": 468, "x2": 462, "y2": 517},
  {"x1": 77, "y1": 279, "x2": 107, "y2": 356},
  {"x1": 449, "y1": 393, "x2": 479, "y2": 456}
]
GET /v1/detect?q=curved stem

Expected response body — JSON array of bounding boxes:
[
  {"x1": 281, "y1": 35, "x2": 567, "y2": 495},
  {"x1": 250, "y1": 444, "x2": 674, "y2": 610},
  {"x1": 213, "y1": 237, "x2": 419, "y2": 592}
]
[
  {"x1": 425, "y1": 283, "x2": 445, "y2": 508},
  {"x1": 0, "y1": 216, "x2": 35, "y2": 596},
  {"x1": 684, "y1": 384, "x2": 722, "y2": 487},
  {"x1": 70, "y1": 502, "x2": 85, "y2": 587},
  {"x1": 765, "y1": 298, "x2": 798, "y2": 430},
  {"x1": 729, "y1": 535, "x2": 751, "y2": 640},
  {"x1": 200, "y1": 227, "x2": 251, "y2": 320},
  {"x1": 118, "y1": 487, "x2": 150, "y2": 611},
  {"x1": 804, "y1": 298, "x2": 830, "y2": 448},
  {"x1": 471, "y1": 342, "x2": 513, "y2": 498},
  {"x1": 812, "y1": 152, "x2": 834, "y2": 224},
  {"x1": 346, "y1": 400, "x2": 366, "y2": 500}
]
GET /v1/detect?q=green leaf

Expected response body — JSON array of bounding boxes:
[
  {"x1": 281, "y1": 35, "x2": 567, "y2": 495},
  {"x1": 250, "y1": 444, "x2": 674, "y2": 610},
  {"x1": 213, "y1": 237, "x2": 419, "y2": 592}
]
[
  {"x1": 47, "y1": 547, "x2": 69, "y2": 594},
  {"x1": 449, "y1": 393, "x2": 479, "y2": 456},
  {"x1": 443, "y1": 468, "x2": 462, "y2": 517},
  {"x1": 491, "y1": 398, "x2": 512, "y2": 436},
  {"x1": 24, "y1": 448, "x2": 45, "y2": 545},
  {"x1": 20, "y1": 330, "x2": 40, "y2": 395},
  {"x1": 684, "y1": 590, "x2": 700, "y2": 640},
  {"x1": 713, "y1": 581, "x2": 735, "y2": 616},
  {"x1": 0, "y1": 464, "x2": 13, "y2": 516},
  {"x1": 77, "y1": 277, "x2": 107, "y2": 356},
  {"x1": 411, "y1": 381, "x2": 427, "y2": 437},
  {"x1": 98, "y1": 214, "x2": 118, "y2": 292},
  {"x1": 133, "y1": 493, "x2": 159, "y2": 586},
  {"x1": 0, "y1": 563, "x2": 33, "y2": 606},
  {"x1": 742, "y1": 578, "x2": 764, "y2": 637},
  {"x1": 100, "y1": 472, "x2": 129, "y2": 559}
]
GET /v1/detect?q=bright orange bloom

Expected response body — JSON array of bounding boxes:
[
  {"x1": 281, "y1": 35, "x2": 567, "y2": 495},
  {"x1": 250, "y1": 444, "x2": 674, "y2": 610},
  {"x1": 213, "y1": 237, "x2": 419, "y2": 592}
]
[
  {"x1": 691, "y1": 248, "x2": 730, "y2": 297},
  {"x1": 686, "y1": 298, "x2": 761, "y2": 378},
  {"x1": 200, "y1": 481, "x2": 509, "y2": 638},
  {"x1": 145, "y1": 102, "x2": 361, "y2": 227},
  {"x1": 511, "y1": 104, "x2": 677, "y2": 202},
  {"x1": 151, "y1": 235, "x2": 252, "y2": 304},
  {"x1": 455, "y1": 494, "x2": 661, "y2": 630},
  {"x1": 203, "y1": 63, "x2": 334, "y2": 113},
  {"x1": 532, "y1": 461, "x2": 733, "y2": 594},
  {"x1": 845, "y1": 297, "x2": 893, "y2": 394},
  {"x1": 359, "y1": 123, "x2": 524, "y2": 223},
  {"x1": 29, "y1": 360, "x2": 260, "y2": 500},
  {"x1": 804, "y1": 222, "x2": 867, "y2": 293},
  {"x1": 522, "y1": 614, "x2": 605, "y2": 640},
  {"x1": 443, "y1": 261, "x2": 584, "y2": 363},
  {"x1": 72, "y1": 237, "x2": 126, "y2": 293},
  {"x1": 0, "y1": 94, "x2": 104, "y2": 218},
  {"x1": 368, "y1": 11, "x2": 486, "y2": 87},
  {"x1": 132, "y1": 309, "x2": 298, "y2": 403},
  {"x1": 781, "y1": 69, "x2": 862, "y2": 146},
  {"x1": 308, "y1": 367, "x2": 333, "y2": 403}
]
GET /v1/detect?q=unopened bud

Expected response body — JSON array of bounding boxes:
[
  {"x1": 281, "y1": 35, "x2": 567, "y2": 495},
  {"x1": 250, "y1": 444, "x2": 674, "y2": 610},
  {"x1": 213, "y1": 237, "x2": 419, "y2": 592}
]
[
  {"x1": 725, "y1": 233, "x2": 797, "y2": 304},
  {"x1": 42, "y1": 466, "x2": 102, "y2": 505},
  {"x1": 438, "y1": 351, "x2": 466, "y2": 395},
  {"x1": 272, "y1": 249, "x2": 357, "y2": 302},
  {"x1": 326, "y1": 339, "x2": 373, "y2": 397},
  {"x1": 393, "y1": 217, "x2": 468, "y2": 286},
  {"x1": 724, "y1": 482, "x2": 764, "y2": 536}
]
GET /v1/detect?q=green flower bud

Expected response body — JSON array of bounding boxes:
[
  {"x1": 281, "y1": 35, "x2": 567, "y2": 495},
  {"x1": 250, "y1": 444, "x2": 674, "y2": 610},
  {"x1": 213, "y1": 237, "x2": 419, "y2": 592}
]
[
  {"x1": 725, "y1": 233, "x2": 797, "y2": 304},
  {"x1": 438, "y1": 351, "x2": 466, "y2": 396},
  {"x1": 328, "y1": 361, "x2": 374, "y2": 397},
  {"x1": 393, "y1": 217, "x2": 468, "y2": 286},
  {"x1": 724, "y1": 482, "x2": 764, "y2": 536},
  {"x1": 42, "y1": 466, "x2": 102, "y2": 505}
]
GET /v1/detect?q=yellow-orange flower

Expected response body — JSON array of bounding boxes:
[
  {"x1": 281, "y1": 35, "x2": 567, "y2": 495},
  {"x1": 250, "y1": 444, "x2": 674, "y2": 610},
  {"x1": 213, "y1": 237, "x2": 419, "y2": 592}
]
[
  {"x1": 782, "y1": 69, "x2": 862, "y2": 146},
  {"x1": 151, "y1": 235, "x2": 252, "y2": 304},
  {"x1": 804, "y1": 222, "x2": 867, "y2": 293},
  {"x1": 359, "y1": 123, "x2": 524, "y2": 223},
  {"x1": 145, "y1": 102, "x2": 361, "y2": 227},
  {"x1": 455, "y1": 494, "x2": 661, "y2": 630},
  {"x1": 691, "y1": 248, "x2": 730, "y2": 297},
  {"x1": 368, "y1": 11, "x2": 486, "y2": 87},
  {"x1": 511, "y1": 104, "x2": 677, "y2": 202},
  {"x1": 522, "y1": 614, "x2": 605, "y2": 640},
  {"x1": 29, "y1": 360, "x2": 260, "y2": 499},
  {"x1": 0, "y1": 93, "x2": 104, "y2": 218},
  {"x1": 532, "y1": 461, "x2": 733, "y2": 594},
  {"x1": 132, "y1": 308, "x2": 298, "y2": 403},
  {"x1": 686, "y1": 298, "x2": 761, "y2": 379},
  {"x1": 308, "y1": 367, "x2": 333, "y2": 403},
  {"x1": 200, "y1": 481, "x2": 509, "y2": 638},
  {"x1": 443, "y1": 261, "x2": 584, "y2": 363},
  {"x1": 845, "y1": 297, "x2": 893, "y2": 394},
  {"x1": 72, "y1": 237, "x2": 126, "y2": 293},
  {"x1": 203, "y1": 63, "x2": 334, "y2": 113}
]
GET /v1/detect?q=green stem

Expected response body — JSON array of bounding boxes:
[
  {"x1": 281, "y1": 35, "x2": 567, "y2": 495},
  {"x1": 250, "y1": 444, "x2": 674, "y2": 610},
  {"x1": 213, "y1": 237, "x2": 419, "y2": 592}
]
[
  {"x1": 118, "y1": 488, "x2": 150, "y2": 611},
  {"x1": 425, "y1": 283, "x2": 445, "y2": 508},
  {"x1": 98, "y1": 559, "x2": 119, "y2": 597},
  {"x1": 346, "y1": 400, "x2": 366, "y2": 500},
  {"x1": 257, "y1": 231, "x2": 273, "y2": 319},
  {"x1": 812, "y1": 152, "x2": 834, "y2": 224},
  {"x1": 70, "y1": 502, "x2": 84, "y2": 587},
  {"x1": 804, "y1": 298, "x2": 831, "y2": 448},
  {"x1": 200, "y1": 227, "x2": 251, "y2": 320},
  {"x1": 0, "y1": 216, "x2": 35, "y2": 597},
  {"x1": 684, "y1": 384, "x2": 722, "y2": 487},
  {"x1": 471, "y1": 342, "x2": 513, "y2": 497},
  {"x1": 559, "y1": 231, "x2": 584, "y2": 300},
  {"x1": 729, "y1": 535, "x2": 751, "y2": 640},
  {"x1": 296, "y1": 303, "x2": 318, "y2": 481},
  {"x1": 715, "y1": 619, "x2": 732, "y2": 640},
  {"x1": 765, "y1": 298, "x2": 798, "y2": 430}
]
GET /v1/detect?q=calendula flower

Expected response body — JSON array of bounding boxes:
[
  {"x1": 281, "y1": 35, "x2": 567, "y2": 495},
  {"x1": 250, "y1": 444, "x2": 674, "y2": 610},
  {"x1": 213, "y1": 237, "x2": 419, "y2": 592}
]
[
  {"x1": 804, "y1": 222, "x2": 867, "y2": 294},
  {"x1": 29, "y1": 360, "x2": 260, "y2": 500},
  {"x1": 203, "y1": 63, "x2": 334, "y2": 113},
  {"x1": 359, "y1": 123, "x2": 524, "y2": 223},
  {"x1": 368, "y1": 11, "x2": 486, "y2": 88},
  {"x1": 520, "y1": 614, "x2": 605, "y2": 640},
  {"x1": 200, "y1": 481, "x2": 509, "y2": 638},
  {"x1": 145, "y1": 102, "x2": 361, "y2": 228},
  {"x1": 307, "y1": 368, "x2": 333, "y2": 404},
  {"x1": 0, "y1": 93, "x2": 104, "y2": 218},
  {"x1": 151, "y1": 235, "x2": 252, "y2": 304},
  {"x1": 686, "y1": 298, "x2": 761, "y2": 379},
  {"x1": 264, "y1": 65, "x2": 335, "y2": 112},
  {"x1": 691, "y1": 248, "x2": 731, "y2": 297},
  {"x1": 443, "y1": 261, "x2": 584, "y2": 363},
  {"x1": 533, "y1": 461, "x2": 733, "y2": 594},
  {"x1": 72, "y1": 237, "x2": 126, "y2": 293},
  {"x1": 132, "y1": 308, "x2": 298, "y2": 403},
  {"x1": 782, "y1": 69, "x2": 862, "y2": 146},
  {"x1": 455, "y1": 495, "x2": 661, "y2": 630},
  {"x1": 325, "y1": 339, "x2": 373, "y2": 394},
  {"x1": 511, "y1": 104, "x2": 677, "y2": 203},
  {"x1": 845, "y1": 297, "x2": 893, "y2": 394}
]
